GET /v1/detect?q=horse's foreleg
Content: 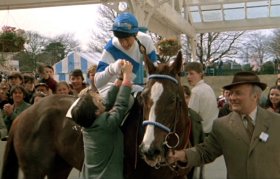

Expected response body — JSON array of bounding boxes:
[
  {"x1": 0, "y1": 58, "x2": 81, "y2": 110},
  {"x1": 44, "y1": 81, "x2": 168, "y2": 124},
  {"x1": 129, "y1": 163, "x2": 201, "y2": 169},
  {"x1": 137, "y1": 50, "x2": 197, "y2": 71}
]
[
  {"x1": 47, "y1": 157, "x2": 73, "y2": 179},
  {"x1": 22, "y1": 168, "x2": 45, "y2": 179}
]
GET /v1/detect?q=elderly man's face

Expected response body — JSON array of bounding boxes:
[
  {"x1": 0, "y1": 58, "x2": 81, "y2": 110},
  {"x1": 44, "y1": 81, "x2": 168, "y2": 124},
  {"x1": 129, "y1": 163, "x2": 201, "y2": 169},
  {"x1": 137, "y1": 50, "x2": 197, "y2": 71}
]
[{"x1": 229, "y1": 84, "x2": 259, "y2": 115}]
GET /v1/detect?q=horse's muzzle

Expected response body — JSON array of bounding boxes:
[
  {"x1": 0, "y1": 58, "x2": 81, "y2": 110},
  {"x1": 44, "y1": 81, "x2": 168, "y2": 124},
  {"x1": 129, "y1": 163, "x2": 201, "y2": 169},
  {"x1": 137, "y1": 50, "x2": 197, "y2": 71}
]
[{"x1": 139, "y1": 143, "x2": 161, "y2": 161}]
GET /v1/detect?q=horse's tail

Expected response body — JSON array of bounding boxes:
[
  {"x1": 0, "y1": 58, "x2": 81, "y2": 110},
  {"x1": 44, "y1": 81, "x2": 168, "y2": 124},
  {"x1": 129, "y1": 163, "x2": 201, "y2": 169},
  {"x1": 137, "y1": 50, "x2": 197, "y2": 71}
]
[{"x1": 1, "y1": 125, "x2": 19, "y2": 179}]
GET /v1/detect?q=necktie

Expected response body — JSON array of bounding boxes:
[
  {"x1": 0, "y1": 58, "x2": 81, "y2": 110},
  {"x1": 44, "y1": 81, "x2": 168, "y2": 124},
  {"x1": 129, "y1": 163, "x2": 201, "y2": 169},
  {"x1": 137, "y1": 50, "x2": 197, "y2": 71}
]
[{"x1": 244, "y1": 115, "x2": 254, "y2": 138}]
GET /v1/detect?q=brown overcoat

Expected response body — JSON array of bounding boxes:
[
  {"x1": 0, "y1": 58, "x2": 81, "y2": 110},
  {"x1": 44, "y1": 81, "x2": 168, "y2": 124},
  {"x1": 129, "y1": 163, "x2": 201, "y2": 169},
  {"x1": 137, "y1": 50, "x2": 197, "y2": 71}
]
[{"x1": 186, "y1": 107, "x2": 280, "y2": 179}]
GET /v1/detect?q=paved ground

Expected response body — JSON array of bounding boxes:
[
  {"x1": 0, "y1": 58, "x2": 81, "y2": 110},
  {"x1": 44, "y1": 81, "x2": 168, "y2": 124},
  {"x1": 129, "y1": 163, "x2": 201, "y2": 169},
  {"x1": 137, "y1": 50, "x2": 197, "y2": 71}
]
[
  {"x1": 204, "y1": 156, "x2": 226, "y2": 179},
  {"x1": 0, "y1": 141, "x2": 226, "y2": 179}
]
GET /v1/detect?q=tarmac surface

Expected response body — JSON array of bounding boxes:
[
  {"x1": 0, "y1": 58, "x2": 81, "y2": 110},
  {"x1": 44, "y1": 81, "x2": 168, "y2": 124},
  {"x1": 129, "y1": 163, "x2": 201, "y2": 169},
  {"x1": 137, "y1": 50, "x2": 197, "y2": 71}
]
[{"x1": 0, "y1": 141, "x2": 226, "y2": 179}]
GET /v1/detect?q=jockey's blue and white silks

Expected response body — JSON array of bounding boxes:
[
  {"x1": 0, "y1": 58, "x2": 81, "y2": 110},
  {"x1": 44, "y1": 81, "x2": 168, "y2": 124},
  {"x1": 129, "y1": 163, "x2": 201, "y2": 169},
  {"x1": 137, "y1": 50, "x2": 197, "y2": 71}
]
[{"x1": 95, "y1": 31, "x2": 157, "y2": 96}]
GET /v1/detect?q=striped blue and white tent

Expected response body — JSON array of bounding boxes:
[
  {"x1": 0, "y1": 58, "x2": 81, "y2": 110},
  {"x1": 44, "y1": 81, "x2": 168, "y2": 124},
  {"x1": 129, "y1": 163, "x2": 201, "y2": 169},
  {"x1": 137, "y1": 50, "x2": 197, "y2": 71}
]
[{"x1": 53, "y1": 51, "x2": 100, "y2": 81}]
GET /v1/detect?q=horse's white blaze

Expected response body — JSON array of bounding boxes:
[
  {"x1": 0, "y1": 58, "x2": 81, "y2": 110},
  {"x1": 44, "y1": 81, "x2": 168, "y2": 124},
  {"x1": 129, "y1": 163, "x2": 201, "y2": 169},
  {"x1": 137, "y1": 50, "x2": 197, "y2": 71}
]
[{"x1": 142, "y1": 82, "x2": 164, "y2": 150}]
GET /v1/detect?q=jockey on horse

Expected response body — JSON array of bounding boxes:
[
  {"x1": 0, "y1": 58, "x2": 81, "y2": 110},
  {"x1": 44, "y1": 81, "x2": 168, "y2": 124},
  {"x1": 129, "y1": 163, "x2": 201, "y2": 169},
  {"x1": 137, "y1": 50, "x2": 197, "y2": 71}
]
[{"x1": 94, "y1": 12, "x2": 158, "y2": 102}]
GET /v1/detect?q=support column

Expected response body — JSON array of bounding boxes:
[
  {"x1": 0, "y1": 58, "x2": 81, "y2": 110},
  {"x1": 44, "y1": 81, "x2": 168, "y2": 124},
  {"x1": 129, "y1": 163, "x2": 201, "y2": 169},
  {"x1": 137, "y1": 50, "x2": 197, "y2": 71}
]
[{"x1": 190, "y1": 37, "x2": 197, "y2": 61}]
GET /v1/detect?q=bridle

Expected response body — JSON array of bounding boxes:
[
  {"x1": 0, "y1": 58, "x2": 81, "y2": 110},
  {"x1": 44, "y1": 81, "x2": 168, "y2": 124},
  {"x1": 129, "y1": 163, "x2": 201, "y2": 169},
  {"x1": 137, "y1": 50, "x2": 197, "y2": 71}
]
[
  {"x1": 142, "y1": 74, "x2": 181, "y2": 149},
  {"x1": 142, "y1": 74, "x2": 190, "y2": 171}
]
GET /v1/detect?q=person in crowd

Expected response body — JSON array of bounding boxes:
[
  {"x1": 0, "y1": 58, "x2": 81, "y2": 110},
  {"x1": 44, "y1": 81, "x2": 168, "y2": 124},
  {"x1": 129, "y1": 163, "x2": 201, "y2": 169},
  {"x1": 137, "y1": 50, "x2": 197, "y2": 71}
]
[
  {"x1": 69, "y1": 60, "x2": 133, "y2": 179},
  {"x1": 30, "y1": 91, "x2": 47, "y2": 104},
  {"x1": 69, "y1": 69, "x2": 87, "y2": 96},
  {"x1": 7, "y1": 72, "x2": 23, "y2": 89},
  {"x1": 183, "y1": 85, "x2": 204, "y2": 179},
  {"x1": 3, "y1": 85, "x2": 31, "y2": 131},
  {"x1": 94, "y1": 12, "x2": 157, "y2": 99},
  {"x1": 167, "y1": 71, "x2": 280, "y2": 178},
  {"x1": 80, "y1": 64, "x2": 98, "y2": 96},
  {"x1": 183, "y1": 85, "x2": 204, "y2": 147},
  {"x1": 218, "y1": 98, "x2": 232, "y2": 117},
  {"x1": 0, "y1": 83, "x2": 10, "y2": 109},
  {"x1": 23, "y1": 75, "x2": 36, "y2": 103},
  {"x1": 0, "y1": 82, "x2": 8, "y2": 141},
  {"x1": 0, "y1": 110, "x2": 7, "y2": 141},
  {"x1": 34, "y1": 83, "x2": 51, "y2": 96},
  {"x1": 218, "y1": 88, "x2": 232, "y2": 117},
  {"x1": 217, "y1": 89, "x2": 230, "y2": 109},
  {"x1": 45, "y1": 65, "x2": 55, "y2": 79},
  {"x1": 0, "y1": 81, "x2": 10, "y2": 95},
  {"x1": 185, "y1": 62, "x2": 219, "y2": 136},
  {"x1": 264, "y1": 85, "x2": 280, "y2": 113},
  {"x1": 37, "y1": 64, "x2": 57, "y2": 93},
  {"x1": 275, "y1": 78, "x2": 280, "y2": 86},
  {"x1": 55, "y1": 81, "x2": 72, "y2": 95}
]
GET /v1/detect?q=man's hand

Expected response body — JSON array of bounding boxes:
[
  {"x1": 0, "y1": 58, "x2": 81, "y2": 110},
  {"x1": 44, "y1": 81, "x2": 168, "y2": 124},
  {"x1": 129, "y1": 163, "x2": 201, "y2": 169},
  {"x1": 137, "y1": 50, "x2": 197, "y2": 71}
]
[
  {"x1": 121, "y1": 61, "x2": 133, "y2": 82},
  {"x1": 167, "y1": 150, "x2": 188, "y2": 164},
  {"x1": 3, "y1": 104, "x2": 13, "y2": 116}
]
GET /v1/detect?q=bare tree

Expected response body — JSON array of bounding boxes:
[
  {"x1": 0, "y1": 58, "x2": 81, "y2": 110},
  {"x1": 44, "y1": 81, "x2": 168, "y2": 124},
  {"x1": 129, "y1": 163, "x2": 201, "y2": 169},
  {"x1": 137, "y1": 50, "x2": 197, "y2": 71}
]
[
  {"x1": 88, "y1": 5, "x2": 117, "y2": 53},
  {"x1": 242, "y1": 32, "x2": 270, "y2": 65},
  {"x1": 25, "y1": 31, "x2": 48, "y2": 55},
  {"x1": 50, "y1": 33, "x2": 79, "y2": 56},
  {"x1": 267, "y1": 29, "x2": 280, "y2": 59},
  {"x1": 20, "y1": 31, "x2": 48, "y2": 71},
  {"x1": 195, "y1": 32, "x2": 244, "y2": 67}
]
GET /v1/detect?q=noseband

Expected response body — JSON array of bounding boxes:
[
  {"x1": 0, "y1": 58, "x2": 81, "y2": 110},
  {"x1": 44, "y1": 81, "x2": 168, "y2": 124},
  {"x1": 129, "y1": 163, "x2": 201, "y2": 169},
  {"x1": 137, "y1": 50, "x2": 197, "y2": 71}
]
[{"x1": 142, "y1": 74, "x2": 181, "y2": 149}]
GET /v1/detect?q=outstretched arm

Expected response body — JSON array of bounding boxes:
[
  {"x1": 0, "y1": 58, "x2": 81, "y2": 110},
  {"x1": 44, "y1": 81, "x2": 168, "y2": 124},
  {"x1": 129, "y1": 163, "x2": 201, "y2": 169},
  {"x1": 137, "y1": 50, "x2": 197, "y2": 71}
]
[
  {"x1": 105, "y1": 61, "x2": 133, "y2": 129},
  {"x1": 94, "y1": 51, "x2": 122, "y2": 89}
]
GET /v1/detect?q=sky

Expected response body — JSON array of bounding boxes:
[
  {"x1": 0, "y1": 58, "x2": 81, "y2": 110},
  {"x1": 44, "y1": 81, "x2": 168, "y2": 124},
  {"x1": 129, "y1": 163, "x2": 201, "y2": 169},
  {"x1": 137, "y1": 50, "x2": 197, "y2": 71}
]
[{"x1": 0, "y1": 4, "x2": 101, "y2": 50}]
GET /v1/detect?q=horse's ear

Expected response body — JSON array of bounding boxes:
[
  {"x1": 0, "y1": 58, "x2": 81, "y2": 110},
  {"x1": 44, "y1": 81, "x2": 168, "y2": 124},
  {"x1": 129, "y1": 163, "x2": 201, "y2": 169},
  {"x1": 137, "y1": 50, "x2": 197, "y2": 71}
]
[
  {"x1": 170, "y1": 51, "x2": 182, "y2": 74},
  {"x1": 143, "y1": 54, "x2": 156, "y2": 74}
]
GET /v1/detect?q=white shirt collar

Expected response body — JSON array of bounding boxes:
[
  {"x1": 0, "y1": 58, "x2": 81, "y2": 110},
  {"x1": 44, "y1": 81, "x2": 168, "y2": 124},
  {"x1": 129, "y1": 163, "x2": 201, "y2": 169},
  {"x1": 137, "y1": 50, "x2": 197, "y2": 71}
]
[
  {"x1": 249, "y1": 107, "x2": 257, "y2": 124},
  {"x1": 194, "y1": 79, "x2": 204, "y2": 87},
  {"x1": 241, "y1": 107, "x2": 257, "y2": 125}
]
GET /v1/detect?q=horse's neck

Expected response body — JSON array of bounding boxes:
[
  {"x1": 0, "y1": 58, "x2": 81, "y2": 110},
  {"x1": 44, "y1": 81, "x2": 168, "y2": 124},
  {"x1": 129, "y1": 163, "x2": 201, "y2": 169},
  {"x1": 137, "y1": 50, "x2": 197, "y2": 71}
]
[{"x1": 177, "y1": 106, "x2": 191, "y2": 149}]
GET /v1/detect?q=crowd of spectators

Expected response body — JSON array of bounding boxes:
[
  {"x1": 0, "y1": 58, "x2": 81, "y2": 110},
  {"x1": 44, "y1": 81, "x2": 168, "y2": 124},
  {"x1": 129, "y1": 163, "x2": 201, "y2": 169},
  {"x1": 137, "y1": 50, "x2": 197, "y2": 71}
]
[
  {"x1": 0, "y1": 63, "x2": 97, "y2": 141},
  {"x1": 0, "y1": 47, "x2": 279, "y2": 179}
]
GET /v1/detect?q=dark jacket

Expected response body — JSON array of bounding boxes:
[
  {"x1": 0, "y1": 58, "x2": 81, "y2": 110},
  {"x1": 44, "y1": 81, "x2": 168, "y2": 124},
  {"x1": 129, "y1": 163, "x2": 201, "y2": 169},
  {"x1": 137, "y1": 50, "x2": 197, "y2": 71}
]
[
  {"x1": 188, "y1": 108, "x2": 205, "y2": 145},
  {"x1": 80, "y1": 85, "x2": 131, "y2": 179}
]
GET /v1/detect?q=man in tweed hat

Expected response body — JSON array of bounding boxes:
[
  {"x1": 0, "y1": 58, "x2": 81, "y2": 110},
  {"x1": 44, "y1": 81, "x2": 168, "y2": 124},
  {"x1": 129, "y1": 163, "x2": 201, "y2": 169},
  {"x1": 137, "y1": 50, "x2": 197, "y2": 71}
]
[{"x1": 168, "y1": 71, "x2": 280, "y2": 179}]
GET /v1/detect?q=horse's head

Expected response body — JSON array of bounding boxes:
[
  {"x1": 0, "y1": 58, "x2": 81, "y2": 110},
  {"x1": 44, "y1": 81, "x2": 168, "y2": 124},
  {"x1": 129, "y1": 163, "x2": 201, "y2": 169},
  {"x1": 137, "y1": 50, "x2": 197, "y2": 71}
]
[{"x1": 139, "y1": 51, "x2": 190, "y2": 168}]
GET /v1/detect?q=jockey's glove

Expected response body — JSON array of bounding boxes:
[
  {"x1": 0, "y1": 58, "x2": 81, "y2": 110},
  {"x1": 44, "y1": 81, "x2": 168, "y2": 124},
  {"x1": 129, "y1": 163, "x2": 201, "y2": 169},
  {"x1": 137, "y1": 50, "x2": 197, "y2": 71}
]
[{"x1": 108, "y1": 60, "x2": 122, "y2": 75}]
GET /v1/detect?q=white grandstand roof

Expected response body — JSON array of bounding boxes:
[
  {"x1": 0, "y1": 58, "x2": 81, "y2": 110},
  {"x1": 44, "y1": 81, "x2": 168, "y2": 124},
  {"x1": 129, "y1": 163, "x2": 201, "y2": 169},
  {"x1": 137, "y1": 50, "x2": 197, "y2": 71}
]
[{"x1": 0, "y1": 0, "x2": 279, "y2": 37}]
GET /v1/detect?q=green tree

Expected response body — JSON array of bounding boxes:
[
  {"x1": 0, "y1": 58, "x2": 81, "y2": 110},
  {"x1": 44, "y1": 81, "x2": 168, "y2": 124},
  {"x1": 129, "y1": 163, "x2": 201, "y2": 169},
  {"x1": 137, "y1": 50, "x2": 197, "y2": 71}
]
[
  {"x1": 0, "y1": 26, "x2": 26, "y2": 52},
  {"x1": 44, "y1": 42, "x2": 65, "y2": 65}
]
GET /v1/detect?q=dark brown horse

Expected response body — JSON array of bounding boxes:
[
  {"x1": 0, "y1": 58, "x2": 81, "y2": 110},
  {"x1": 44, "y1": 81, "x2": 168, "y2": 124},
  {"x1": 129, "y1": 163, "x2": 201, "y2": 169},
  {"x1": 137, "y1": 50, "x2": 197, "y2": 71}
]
[
  {"x1": 1, "y1": 51, "x2": 191, "y2": 179},
  {"x1": 1, "y1": 95, "x2": 83, "y2": 179}
]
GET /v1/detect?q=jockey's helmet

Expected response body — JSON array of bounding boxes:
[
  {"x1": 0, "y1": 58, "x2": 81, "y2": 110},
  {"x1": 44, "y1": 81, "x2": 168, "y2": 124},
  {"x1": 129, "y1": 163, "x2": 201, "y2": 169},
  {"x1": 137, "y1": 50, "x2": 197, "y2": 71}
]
[{"x1": 112, "y1": 12, "x2": 139, "y2": 38}]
